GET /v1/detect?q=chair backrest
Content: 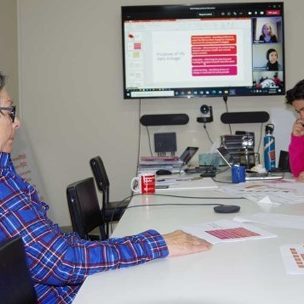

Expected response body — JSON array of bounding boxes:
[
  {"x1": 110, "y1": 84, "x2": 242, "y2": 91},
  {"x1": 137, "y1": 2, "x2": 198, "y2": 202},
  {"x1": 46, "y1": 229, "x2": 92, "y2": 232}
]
[
  {"x1": 90, "y1": 156, "x2": 110, "y2": 204},
  {"x1": 278, "y1": 150, "x2": 290, "y2": 172},
  {"x1": 66, "y1": 177, "x2": 105, "y2": 240},
  {"x1": 0, "y1": 236, "x2": 37, "y2": 304}
]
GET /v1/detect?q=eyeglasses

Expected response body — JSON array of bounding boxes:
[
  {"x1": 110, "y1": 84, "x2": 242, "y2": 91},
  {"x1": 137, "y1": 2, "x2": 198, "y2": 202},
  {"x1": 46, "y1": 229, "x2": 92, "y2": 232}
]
[{"x1": 0, "y1": 105, "x2": 16, "y2": 123}]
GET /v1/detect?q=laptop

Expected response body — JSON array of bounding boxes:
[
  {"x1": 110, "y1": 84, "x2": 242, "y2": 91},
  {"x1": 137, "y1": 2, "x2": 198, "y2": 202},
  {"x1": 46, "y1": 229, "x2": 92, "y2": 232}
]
[
  {"x1": 216, "y1": 146, "x2": 284, "y2": 181},
  {"x1": 142, "y1": 147, "x2": 199, "y2": 175},
  {"x1": 179, "y1": 146, "x2": 199, "y2": 165},
  {"x1": 141, "y1": 146, "x2": 198, "y2": 165}
]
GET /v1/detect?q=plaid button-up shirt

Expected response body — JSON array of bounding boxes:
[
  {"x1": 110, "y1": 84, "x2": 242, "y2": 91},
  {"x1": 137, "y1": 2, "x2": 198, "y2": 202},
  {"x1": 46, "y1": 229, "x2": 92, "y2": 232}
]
[{"x1": 0, "y1": 152, "x2": 168, "y2": 303}]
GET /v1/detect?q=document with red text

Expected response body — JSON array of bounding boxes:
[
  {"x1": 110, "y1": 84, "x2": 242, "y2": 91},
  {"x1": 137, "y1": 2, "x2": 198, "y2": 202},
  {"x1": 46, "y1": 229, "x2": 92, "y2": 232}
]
[{"x1": 182, "y1": 219, "x2": 277, "y2": 244}]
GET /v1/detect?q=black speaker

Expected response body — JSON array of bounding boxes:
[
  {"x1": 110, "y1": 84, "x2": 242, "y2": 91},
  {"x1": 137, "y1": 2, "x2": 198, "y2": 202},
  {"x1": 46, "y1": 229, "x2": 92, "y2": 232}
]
[
  {"x1": 140, "y1": 114, "x2": 189, "y2": 126},
  {"x1": 220, "y1": 111, "x2": 269, "y2": 124}
]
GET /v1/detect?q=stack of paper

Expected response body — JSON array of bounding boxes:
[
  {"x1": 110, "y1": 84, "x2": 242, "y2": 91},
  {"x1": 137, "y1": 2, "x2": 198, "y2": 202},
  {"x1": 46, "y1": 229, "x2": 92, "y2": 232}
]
[{"x1": 138, "y1": 156, "x2": 183, "y2": 174}]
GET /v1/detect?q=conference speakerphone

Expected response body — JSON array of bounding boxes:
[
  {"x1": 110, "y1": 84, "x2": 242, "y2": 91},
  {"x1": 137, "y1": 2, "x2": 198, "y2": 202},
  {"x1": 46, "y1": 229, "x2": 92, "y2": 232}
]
[{"x1": 214, "y1": 205, "x2": 240, "y2": 213}]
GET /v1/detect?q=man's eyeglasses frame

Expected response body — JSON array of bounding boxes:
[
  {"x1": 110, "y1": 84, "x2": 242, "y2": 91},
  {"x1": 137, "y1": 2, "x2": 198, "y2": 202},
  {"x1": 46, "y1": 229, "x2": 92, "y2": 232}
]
[{"x1": 0, "y1": 106, "x2": 16, "y2": 123}]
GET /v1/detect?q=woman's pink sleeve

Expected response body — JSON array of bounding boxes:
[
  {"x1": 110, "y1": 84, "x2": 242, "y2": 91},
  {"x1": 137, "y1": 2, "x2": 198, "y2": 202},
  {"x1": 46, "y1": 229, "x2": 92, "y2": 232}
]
[{"x1": 289, "y1": 135, "x2": 304, "y2": 177}]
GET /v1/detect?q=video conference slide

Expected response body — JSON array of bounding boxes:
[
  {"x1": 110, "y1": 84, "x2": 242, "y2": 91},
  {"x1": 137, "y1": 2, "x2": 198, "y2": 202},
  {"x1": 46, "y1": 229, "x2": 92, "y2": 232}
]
[
  {"x1": 191, "y1": 35, "x2": 238, "y2": 76},
  {"x1": 125, "y1": 19, "x2": 253, "y2": 88},
  {"x1": 124, "y1": 11, "x2": 284, "y2": 97}
]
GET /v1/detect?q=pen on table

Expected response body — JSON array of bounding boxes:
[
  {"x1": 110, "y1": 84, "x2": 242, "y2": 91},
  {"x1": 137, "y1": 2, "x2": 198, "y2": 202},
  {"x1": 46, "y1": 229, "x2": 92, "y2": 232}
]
[
  {"x1": 156, "y1": 185, "x2": 169, "y2": 189},
  {"x1": 175, "y1": 176, "x2": 202, "y2": 181}
]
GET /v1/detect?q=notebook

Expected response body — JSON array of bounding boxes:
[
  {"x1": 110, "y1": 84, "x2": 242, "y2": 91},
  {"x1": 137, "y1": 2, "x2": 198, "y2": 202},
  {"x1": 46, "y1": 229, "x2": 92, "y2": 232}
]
[{"x1": 216, "y1": 146, "x2": 284, "y2": 181}]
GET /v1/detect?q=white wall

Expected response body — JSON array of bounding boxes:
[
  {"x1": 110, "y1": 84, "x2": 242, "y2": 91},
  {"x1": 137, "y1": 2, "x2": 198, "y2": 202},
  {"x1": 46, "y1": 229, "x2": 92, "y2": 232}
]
[
  {"x1": 16, "y1": 0, "x2": 304, "y2": 226},
  {"x1": 0, "y1": 0, "x2": 18, "y2": 104}
]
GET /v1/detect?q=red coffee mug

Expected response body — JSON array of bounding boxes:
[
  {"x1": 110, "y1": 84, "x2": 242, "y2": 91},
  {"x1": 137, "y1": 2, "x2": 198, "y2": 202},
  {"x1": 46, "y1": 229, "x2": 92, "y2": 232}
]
[{"x1": 131, "y1": 172, "x2": 156, "y2": 194}]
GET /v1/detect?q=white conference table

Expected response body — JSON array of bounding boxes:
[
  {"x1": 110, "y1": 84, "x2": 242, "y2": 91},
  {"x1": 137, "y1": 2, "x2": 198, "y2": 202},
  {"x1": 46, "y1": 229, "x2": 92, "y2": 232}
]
[{"x1": 73, "y1": 177, "x2": 304, "y2": 304}]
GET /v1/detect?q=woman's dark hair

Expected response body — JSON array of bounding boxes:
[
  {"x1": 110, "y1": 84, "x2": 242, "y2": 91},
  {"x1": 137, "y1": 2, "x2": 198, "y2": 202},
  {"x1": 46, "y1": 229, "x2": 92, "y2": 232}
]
[
  {"x1": 286, "y1": 79, "x2": 304, "y2": 105},
  {"x1": 0, "y1": 72, "x2": 6, "y2": 91},
  {"x1": 266, "y1": 48, "x2": 277, "y2": 60}
]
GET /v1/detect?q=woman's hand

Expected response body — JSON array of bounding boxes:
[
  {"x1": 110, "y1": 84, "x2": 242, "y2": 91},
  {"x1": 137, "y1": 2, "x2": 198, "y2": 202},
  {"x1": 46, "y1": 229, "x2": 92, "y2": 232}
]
[
  {"x1": 292, "y1": 119, "x2": 304, "y2": 137},
  {"x1": 297, "y1": 171, "x2": 304, "y2": 182}
]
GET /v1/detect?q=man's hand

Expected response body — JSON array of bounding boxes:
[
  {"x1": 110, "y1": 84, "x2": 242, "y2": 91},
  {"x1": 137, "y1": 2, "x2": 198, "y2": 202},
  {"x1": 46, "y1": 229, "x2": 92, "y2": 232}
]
[
  {"x1": 163, "y1": 230, "x2": 212, "y2": 257},
  {"x1": 292, "y1": 119, "x2": 304, "y2": 137}
]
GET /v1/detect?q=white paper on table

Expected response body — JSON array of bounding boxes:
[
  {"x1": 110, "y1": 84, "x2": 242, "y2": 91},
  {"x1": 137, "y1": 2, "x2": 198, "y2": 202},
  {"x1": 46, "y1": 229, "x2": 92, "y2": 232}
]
[
  {"x1": 156, "y1": 175, "x2": 202, "y2": 185},
  {"x1": 219, "y1": 181, "x2": 304, "y2": 205},
  {"x1": 182, "y1": 219, "x2": 277, "y2": 244},
  {"x1": 156, "y1": 177, "x2": 218, "y2": 191},
  {"x1": 234, "y1": 213, "x2": 304, "y2": 230},
  {"x1": 257, "y1": 195, "x2": 281, "y2": 206},
  {"x1": 246, "y1": 193, "x2": 304, "y2": 205},
  {"x1": 280, "y1": 244, "x2": 304, "y2": 275}
]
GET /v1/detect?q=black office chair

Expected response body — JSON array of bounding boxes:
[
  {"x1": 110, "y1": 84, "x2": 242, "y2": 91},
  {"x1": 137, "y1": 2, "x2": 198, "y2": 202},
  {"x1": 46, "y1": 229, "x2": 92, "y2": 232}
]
[
  {"x1": 0, "y1": 236, "x2": 37, "y2": 304},
  {"x1": 90, "y1": 156, "x2": 129, "y2": 237},
  {"x1": 66, "y1": 177, "x2": 107, "y2": 240}
]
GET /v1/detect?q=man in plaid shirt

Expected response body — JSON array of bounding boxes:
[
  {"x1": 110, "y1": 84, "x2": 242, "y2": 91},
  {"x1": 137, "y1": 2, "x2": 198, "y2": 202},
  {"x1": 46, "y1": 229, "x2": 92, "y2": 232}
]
[{"x1": 0, "y1": 72, "x2": 211, "y2": 303}]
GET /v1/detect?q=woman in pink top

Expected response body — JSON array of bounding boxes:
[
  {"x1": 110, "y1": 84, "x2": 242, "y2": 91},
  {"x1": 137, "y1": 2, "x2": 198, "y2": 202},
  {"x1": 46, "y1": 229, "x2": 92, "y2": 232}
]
[{"x1": 286, "y1": 79, "x2": 304, "y2": 181}]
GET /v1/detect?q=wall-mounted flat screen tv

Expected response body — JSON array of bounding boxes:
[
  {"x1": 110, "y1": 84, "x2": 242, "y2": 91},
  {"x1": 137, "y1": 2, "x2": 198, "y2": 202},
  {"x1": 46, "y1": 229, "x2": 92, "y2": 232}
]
[{"x1": 122, "y1": 2, "x2": 285, "y2": 99}]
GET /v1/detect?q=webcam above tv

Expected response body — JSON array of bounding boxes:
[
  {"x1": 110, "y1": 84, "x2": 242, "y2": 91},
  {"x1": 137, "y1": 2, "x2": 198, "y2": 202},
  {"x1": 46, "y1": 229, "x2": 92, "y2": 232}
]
[{"x1": 122, "y1": 2, "x2": 285, "y2": 99}]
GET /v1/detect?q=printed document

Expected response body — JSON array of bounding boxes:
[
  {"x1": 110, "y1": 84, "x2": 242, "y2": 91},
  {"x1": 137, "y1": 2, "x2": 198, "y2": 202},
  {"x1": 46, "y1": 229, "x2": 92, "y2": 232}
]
[{"x1": 182, "y1": 219, "x2": 276, "y2": 244}]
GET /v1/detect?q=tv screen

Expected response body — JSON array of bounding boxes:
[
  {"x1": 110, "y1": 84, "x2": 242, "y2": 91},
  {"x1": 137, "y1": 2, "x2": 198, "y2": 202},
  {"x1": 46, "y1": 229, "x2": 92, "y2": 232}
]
[{"x1": 122, "y1": 2, "x2": 285, "y2": 99}]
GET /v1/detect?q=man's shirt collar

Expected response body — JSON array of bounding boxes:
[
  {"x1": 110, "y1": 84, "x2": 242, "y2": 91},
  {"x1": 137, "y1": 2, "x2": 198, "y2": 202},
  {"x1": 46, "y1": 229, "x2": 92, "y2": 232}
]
[{"x1": 0, "y1": 152, "x2": 11, "y2": 169}]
